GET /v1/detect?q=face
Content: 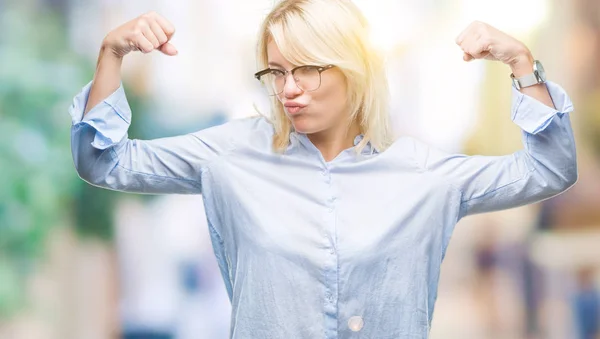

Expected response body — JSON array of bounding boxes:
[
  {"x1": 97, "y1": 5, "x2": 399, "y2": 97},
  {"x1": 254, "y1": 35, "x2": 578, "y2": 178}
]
[{"x1": 266, "y1": 40, "x2": 349, "y2": 134}]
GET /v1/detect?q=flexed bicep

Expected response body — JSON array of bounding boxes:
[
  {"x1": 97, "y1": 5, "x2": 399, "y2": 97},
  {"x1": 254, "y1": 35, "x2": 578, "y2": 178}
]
[{"x1": 70, "y1": 81, "x2": 237, "y2": 195}]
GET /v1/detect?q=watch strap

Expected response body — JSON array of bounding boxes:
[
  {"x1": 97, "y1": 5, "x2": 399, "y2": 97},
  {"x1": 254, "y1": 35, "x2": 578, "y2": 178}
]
[
  {"x1": 511, "y1": 72, "x2": 540, "y2": 90},
  {"x1": 516, "y1": 72, "x2": 539, "y2": 87}
]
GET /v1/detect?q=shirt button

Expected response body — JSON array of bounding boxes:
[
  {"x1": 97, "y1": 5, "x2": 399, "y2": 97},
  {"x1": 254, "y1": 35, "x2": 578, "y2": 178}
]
[
  {"x1": 330, "y1": 248, "x2": 335, "y2": 254},
  {"x1": 328, "y1": 207, "x2": 334, "y2": 213},
  {"x1": 320, "y1": 170, "x2": 327, "y2": 176},
  {"x1": 348, "y1": 316, "x2": 364, "y2": 332}
]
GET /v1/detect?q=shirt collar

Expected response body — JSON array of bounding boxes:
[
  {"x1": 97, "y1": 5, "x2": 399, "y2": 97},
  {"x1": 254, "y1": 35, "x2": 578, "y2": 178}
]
[{"x1": 289, "y1": 132, "x2": 379, "y2": 156}]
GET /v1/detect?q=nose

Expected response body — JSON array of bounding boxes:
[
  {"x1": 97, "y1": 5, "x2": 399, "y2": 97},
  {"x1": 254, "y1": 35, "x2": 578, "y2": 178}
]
[{"x1": 282, "y1": 72, "x2": 303, "y2": 98}]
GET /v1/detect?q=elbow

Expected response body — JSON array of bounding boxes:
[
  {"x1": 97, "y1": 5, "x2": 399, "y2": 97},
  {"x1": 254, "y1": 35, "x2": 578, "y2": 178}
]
[
  {"x1": 561, "y1": 165, "x2": 578, "y2": 191},
  {"x1": 558, "y1": 147, "x2": 578, "y2": 191},
  {"x1": 529, "y1": 147, "x2": 578, "y2": 195},
  {"x1": 71, "y1": 139, "x2": 110, "y2": 187},
  {"x1": 72, "y1": 153, "x2": 101, "y2": 186},
  {"x1": 74, "y1": 164, "x2": 100, "y2": 186},
  {"x1": 72, "y1": 148, "x2": 90, "y2": 184},
  {"x1": 74, "y1": 160, "x2": 117, "y2": 190},
  {"x1": 550, "y1": 163, "x2": 578, "y2": 194},
  {"x1": 73, "y1": 150, "x2": 116, "y2": 188},
  {"x1": 560, "y1": 139, "x2": 579, "y2": 191}
]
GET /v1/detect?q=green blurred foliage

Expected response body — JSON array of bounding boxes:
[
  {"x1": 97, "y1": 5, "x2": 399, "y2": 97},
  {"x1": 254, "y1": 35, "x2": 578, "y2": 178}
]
[{"x1": 0, "y1": 3, "x2": 148, "y2": 317}]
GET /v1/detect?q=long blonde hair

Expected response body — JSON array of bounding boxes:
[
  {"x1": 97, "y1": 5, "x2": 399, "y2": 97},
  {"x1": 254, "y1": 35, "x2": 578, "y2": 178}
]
[{"x1": 256, "y1": 0, "x2": 395, "y2": 153}]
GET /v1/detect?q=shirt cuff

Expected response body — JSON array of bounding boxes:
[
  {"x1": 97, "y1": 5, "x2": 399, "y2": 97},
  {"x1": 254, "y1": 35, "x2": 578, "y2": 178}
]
[
  {"x1": 510, "y1": 80, "x2": 574, "y2": 135},
  {"x1": 68, "y1": 80, "x2": 131, "y2": 150}
]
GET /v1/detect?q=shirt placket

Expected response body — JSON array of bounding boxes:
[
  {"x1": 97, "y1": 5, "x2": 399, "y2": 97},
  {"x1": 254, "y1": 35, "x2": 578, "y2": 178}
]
[{"x1": 321, "y1": 164, "x2": 339, "y2": 339}]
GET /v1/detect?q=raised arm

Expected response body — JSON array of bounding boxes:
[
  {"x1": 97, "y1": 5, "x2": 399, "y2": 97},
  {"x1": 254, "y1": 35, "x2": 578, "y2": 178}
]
[
  {"x1": 421, "y1": 21, "x2": 578, "y2": 220},
  {"x1": 420, "y1": 80, "x2": 577, "y2": 220},
  {"x1": 70, "y1": 12, "x2": 235, "y2": 195}
]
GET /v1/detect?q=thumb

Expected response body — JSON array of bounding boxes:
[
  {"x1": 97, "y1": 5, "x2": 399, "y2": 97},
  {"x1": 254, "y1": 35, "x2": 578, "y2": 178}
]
[
  {"x1": 463, "y1": 52, "x2": 474, "y2": 62},
  {"x1": 159, "y1": 42, "x2": 178, "y2": 56}
]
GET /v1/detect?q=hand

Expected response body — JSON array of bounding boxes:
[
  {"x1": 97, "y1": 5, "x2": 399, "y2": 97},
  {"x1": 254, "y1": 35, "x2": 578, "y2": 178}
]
[
  {"x1": 455, "y1": 21, "x2": 533, "y2": 67},
  {"x1": 102, "y1": 11, "x2": 177, "y2": 58}
]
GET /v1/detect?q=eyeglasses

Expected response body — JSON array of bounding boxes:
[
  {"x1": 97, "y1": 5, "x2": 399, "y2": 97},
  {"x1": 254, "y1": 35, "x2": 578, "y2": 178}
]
[{"x1": 254, "y1": 64, "x2": 336, "y2": 96}]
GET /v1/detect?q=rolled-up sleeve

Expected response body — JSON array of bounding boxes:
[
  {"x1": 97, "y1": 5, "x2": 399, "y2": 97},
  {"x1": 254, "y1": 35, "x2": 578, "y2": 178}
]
[
  {"x1": 421, "y1": 80, "x2": 578, "y2": 220},
  {"x1": 70, "y1": 81, "x2": 131, "y2": 150},
  {"x1": 510, "y1": 80, "x2": 574, "y2": 134},
  {"x1": 69, "y1": 81, "x2": 236, "y2": 195}
]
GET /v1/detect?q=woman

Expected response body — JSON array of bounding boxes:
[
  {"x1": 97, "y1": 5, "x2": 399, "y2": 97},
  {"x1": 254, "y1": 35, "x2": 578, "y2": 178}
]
[{"x1": 69, "y1": 0, "x2": 577, "y2": 337}]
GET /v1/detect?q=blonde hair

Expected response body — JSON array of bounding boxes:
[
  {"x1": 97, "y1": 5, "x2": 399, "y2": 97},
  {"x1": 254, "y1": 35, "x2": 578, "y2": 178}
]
[{"x1": 256, "y1": 0, "x2": 395, "y2": 153}]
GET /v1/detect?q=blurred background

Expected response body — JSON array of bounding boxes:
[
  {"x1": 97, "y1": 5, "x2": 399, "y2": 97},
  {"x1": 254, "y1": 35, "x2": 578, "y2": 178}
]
[{"x1": 0, "y1": 0, "x2": 599, "y2": 338}]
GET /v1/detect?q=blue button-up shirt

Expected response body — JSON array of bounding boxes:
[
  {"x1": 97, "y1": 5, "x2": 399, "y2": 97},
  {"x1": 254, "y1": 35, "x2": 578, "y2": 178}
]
[{"x1": 69, "y1": 80, "x2": 577, "y2": 338}]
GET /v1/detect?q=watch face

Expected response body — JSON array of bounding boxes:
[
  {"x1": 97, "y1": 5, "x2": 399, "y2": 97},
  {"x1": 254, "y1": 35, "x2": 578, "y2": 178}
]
[{"x1": 534, "y1": 60, "x2": 546, "y2": 82}]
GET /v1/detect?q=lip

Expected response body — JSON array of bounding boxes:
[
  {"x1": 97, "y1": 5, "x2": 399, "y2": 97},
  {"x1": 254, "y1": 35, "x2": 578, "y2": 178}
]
[
  {"x1": 284, "y1": 102, "x2": 307, "y2": 108},
  {"x1": 285, "y1": 106, "x2": 305, "y2": 115},
  {"x1": 284, "y1": 102, "x2": 307, "y2": 115}
]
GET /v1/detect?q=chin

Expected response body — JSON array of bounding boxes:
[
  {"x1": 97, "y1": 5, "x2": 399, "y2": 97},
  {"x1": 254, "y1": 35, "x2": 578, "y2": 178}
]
[
  {"x1": 288, "y1": 114, "x2": 318, "y2": 134},
  {"x1": 288, "y1": 114, "x2": 323, "y2": 134}
]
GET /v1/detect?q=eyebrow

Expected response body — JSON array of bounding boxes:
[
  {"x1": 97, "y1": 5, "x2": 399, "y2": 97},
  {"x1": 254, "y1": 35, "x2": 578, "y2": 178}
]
[{"x1": 268, "y1": 62, "x2": 285, "y2": 68}]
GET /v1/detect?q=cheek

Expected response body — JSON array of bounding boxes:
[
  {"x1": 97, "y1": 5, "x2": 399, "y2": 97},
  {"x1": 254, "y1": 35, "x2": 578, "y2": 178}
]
[{"x1": 313, "y1": 85, "x2": 348, "y2": 120}]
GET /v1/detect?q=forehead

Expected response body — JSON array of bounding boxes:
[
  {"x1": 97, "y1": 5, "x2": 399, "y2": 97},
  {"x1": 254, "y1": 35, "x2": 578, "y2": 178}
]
[{"x1": 266, "y1": 40, "x2": 295, "y2": 68}]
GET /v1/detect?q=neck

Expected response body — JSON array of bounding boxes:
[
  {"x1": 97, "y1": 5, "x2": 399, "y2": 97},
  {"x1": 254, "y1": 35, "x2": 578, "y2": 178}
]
[{"x1": 306, "y1": 120, "x2": 361, "y2": 162}]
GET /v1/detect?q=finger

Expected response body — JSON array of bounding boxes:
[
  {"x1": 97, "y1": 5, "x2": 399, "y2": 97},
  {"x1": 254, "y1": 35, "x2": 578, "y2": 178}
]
[
  {"x1": 455, "y1": 23, "x2": 472, "y2": 45},
  {"x1": 154, "y1": 13, "x2": 176, "y2": 39},
  {"x1": 469, "y1": 35, "x2": 490, "y2": 59},
  {"x1": 149, "y1": 20, "x2": 168, "y2": 46},
  {"x1": 158, "y1": 42, "x2": 178, "y2": 56},
  {"x1": 142, "y1": 25, "x2": 160, "y2": 49},
  {"x1": 133, "y1": 34, "x2": 154, "y2": 54},
  {"x1": 458, "y1": 33, "x2": 475, "y2": 60},
  {"x1": 461, "y1": 33, "x2": 483, "y2": 60},
  {"x1": 455, "y1": 30, "x2": 467, "y2": 45}
]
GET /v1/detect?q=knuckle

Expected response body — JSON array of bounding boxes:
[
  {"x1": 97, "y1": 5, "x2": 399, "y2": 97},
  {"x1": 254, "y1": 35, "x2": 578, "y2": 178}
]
[
  {"x1": 132, "y1": 29, "x2": 143, "y2": 38},
  {"x1": 135, "y1": 18, "x2": 147, "y2": 29},
  {"x1": 165, "y1": 26, "x2": 175, "y2": 36}
]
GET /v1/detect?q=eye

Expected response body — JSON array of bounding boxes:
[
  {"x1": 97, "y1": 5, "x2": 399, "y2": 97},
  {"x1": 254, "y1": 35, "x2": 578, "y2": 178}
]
[
  {"x1": 269, "y1": 69, "x2": 285, "y2": 77},
  {"x1": 296, "y1": 66, "x2": 318, "y2": 75}
]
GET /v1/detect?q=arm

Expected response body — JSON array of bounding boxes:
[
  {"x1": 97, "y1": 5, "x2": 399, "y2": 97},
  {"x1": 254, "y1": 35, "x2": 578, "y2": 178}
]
[
  {"x1": 423, "y1": 80, "x2": 577, "y2": 220},
  {"x1": 70, "y1": 11, "x2": 228, "y2": 195},
  {"x1": 70, "y1": 81, "x2": 235, "y2": 195},
  {"x1": 83, "y1": 48, "x2": 123, "y2": 116},
  {"x1": 433, "y1": 21, "x2": 579, "y2": 220}
]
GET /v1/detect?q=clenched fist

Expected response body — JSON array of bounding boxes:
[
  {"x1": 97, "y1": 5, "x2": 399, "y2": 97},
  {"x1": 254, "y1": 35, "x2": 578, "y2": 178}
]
[
  {"x1": 102, "y1": 11, "x2": 177, "y2": 58},
  {"x1": 455, "y1": 21, "x2": 532, "y2": 66}
]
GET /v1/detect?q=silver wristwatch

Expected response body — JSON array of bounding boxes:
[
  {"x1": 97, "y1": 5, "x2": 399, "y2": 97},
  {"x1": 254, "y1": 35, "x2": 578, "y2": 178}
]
[{"x1": 510, "y1": 60, "x2": 547, "y2": 90}]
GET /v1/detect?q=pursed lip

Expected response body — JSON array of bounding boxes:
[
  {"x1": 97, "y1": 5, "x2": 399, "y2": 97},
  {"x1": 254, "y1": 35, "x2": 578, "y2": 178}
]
[{"x1": 283, "y1": 102, "x2": 307, "y2": 108}]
